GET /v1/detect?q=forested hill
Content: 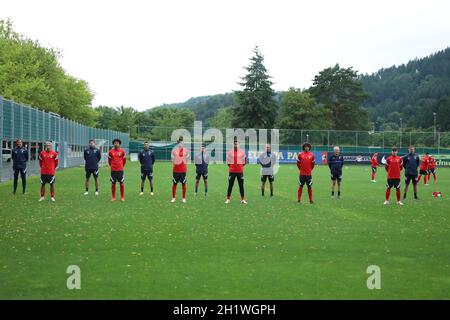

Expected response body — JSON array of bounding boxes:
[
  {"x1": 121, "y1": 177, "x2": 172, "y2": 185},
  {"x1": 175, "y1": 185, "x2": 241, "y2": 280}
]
[
  {"x1": 156, "y1": 92, "x2": 283, "y2": 126},
  {"x1": 360, "y1": 47, "x2": 450, "y2": 131},
  {"x1": 158, "y1": 48, "x2": 450, "y2": 131},
  {"x1": 156, "y1": 93, "x2": 236, "y2": 125}
]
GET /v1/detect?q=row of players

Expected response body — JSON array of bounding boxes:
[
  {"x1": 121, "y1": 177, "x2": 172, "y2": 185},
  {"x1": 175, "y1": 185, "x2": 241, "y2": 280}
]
[{"x1": 10, "y1": 138, "x2": 438, "y2": 205}]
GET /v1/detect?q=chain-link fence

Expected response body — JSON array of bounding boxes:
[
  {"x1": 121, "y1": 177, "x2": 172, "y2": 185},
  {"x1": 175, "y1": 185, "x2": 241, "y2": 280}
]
[
  {"x1": 129, "y1": 125, "x2": 450, "y2": 166},
  {"x1": 0, "y1": 96, "x2": 130, "y2": 182},
  {"x1": 134, "y1": 125, "x2": 450, "y2": 152}
]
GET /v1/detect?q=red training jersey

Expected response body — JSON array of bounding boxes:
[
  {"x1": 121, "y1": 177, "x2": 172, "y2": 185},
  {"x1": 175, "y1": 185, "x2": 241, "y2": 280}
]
[
  {"x1": 428, "y1": 157, "x2": 436, "y2": 169},
  {"x1": 172, "y1": 147, "x2": 189, "y2": 173},
  {"x1": 371, "y1": 155, "x2": 378, "y2": 167},
  {"x1": 39, "y1": 150, "x2": 59, "y2": 175},
  {"x1": 420, "y1": 155, "x2": 430, "y2": 171},
  {"x1": 108, "y1": 148, "x2": 126, "y2": 171},
  {"x1": 385, "y1": 155, "x2": 403, "y2": 179},
  {"x1": 297, "y1": 151, "x2": 315, "y2": 176},
  {"x1": 227, "y1": 148, "x2": 246, "y2": 173}
]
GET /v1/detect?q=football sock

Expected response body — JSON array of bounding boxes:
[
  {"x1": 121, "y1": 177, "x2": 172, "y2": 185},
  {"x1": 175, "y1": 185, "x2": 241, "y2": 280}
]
[
  {"x1": 111, "y1": 183, "x2": 116, "y2": 198},
  {"x1": 40, "y1": 184, "x2": 45, "y2": 197},
  {"x1": 396, "y1": 189, "x2": 401, "y2": 201},
  {"x1": 298, "y1": 187, "x2": 303, "y2": 201},
  {"x1": 386, "y1": 188, "x2": 391, "y2": 201},
  {"x1": 182, "y1": 183, "x2": 186, "y2": 198},
  {"x1": 172, "y1": 183, "x2": 177, "y2": 198},
  {"x1": 308, "y1": 188, "x2": 313, "y2": 202},
  {"x1": 120, "y1": 184, "x2": 124, "y2": 198}
]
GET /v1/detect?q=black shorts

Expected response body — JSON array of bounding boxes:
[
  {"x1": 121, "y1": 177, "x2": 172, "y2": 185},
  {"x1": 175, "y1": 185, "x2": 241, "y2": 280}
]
[
  {"x1": 141, "y1": 168, "x2": 153, "y2": 181},
  {"x1": 299, "y1": 175, "x2": 313, "y2": 187},
  {"x1": 196, "y1": 172, "x2": 208, "y2": 181},
  {"x1": 173, "y1": 172, "x2": 187, "y2": 184},
  {"x1": 13, "y1": 168, "x2": 27, "y2": 176},
  {"x1": 386, "y1": 179, "x2": 401, "y2": 189},
  {"x1": 261, "y1": 174, "x2": 274, "y2": 182},
  {"x1": 86, "y1": 168, "x2": 99, "y2": 179},
  {"x1": 429, "y1": 168, "x2": 436, "y2": 174},
  {"x1": 110, "y1": 171, "x2": 124, "y2": 183},
  {"x1": 405, "y1": 174, "x2": 418, "y2": 185},
  {"x1": 420, "y1": 169, "x2": 429, "y2": 175},
  {"x1": 372, "y1": 167, "x2": 377, "y2": 173},
  {"x1": 331, "y1": 173, "x2": 342, "y2": 181},
  {"x1": 40, "y1": 174, "x2": 55, "y2": 184}
]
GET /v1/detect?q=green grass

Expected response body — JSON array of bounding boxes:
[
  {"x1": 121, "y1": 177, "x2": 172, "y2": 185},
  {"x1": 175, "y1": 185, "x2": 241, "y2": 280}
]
[{"x1": 0, "y1": 162, "x2": 449, "y2": 299}]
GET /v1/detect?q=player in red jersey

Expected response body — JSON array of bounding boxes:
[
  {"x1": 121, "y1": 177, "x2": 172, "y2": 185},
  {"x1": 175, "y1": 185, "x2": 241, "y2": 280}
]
[
  {"x1": 417, "y1": 152, "x2": 430, "y2": 186},
  {"x1": 108, "y1": 138, "x2": 127, "y2": 201},
  {"x1": 427, "y1": 155, "x2": 437, "y2": 183},
  {"x1": 297, "y1": 142, "x2": 315, "y2": 204},
  {"x1": 38, "y1": 141, "x2": 59, "y2": 202},
  {"x1": 384, "y1": 146, "x2": 404, "y2": 205},
  {"x1": 225, "y1": 139, "x2": 247, "y2": 204},
  {"x1": 371, "y1": 153, "x2": 379, "y2": 182},
  {"x1": 171, "y1": 136, "x2": 189, "y2": 203}
]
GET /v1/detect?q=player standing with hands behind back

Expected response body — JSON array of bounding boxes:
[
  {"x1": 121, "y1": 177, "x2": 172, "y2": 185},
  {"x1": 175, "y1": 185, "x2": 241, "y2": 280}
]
[
  {"x1": 12, "y1": 139, "x2": 28, "y2": 195},
  {"x1": 225, "y1": 138, "x2": 247, "y2": 204},
  {"x1": 297, "y1": 142, "x2": 315, "y2": 204},
  {"x1": 258, "y1": 144, "x2": 277, "y2": 197},
  {"x1": 139, "y1": 141, "x2": 156, "y2": 196},
  {"x1": 328, "y1": 146, "x2": 344, "y2": 199},
  {"x1": 84, "y1": 139, "x2": 101, "y2": 196},
  {"x1": 38, "y1": 141, "x2": 59, "y2": 202},
  {"x1": 108, "y1": 139, "x2": 126, "y2": 202},
  {"x1": 384, "y1": 146, "x2": 404, "y2": 206},
  {"x1": 402, "y1": 145, "x2": 420, "y2": 200},
  {"x1": 171, "y1": 136, "x2": 189, "y2": 203}
]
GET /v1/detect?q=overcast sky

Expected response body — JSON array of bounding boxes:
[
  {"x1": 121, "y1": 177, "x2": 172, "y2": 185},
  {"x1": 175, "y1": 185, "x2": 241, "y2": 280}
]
[{"x1": 2, "y1": 0, "x2": 450, "y2": 110}]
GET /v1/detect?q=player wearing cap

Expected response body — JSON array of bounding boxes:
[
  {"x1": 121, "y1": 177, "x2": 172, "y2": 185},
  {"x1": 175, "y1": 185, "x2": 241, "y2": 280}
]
[
  {"x1": 384, "y1": 147, "x2": 404, "y2": 205},
  {"x1": 225, "y1": 139, "x2": 247, "y2": 204},
  {"x1": 297, "y1": 142, "x2": 315, "y2": 204},
  {"x1": 194, "y1": 144, "x2": 209, "y2": 197},
  {"x1": 12, "y1": 139, "x2": 28, "y2": 194},
  {"x1": 328, "y1": 146, "x2": 344, "y2": 199},
  {"x1": 108, "y1": 138, "x2": 126, "y2": 201},
  {"x1": 402, "y1": 145, "x2": 420, "y2": 200},
  {"x1": 84, "y1": 139, "x2": 101, "y2": 196},
  {"x1": 171, "y1": 137, "x2": 189, "y2": 203},
  {"x1": 371, "y1": 153, "x2": 379, "y2": 182},
  {"x1": 258, "y1": 144, "x2": 277, "y2": 197},
  {"x1": 139, "y1": 141, "x2": 156, "y2": 196},
  {"x1": 38, "y1": 141, "x2": 59, "y2": 202}
]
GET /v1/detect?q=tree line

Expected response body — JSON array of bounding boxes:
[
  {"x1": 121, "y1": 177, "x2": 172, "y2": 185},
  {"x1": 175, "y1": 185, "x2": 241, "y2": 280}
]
[
  {"x1": 2, "y1": 18, "x2": 449, "y2": 143},
  {"x1": 0, "y1": 19, "x2": 96, "y2": 126}
]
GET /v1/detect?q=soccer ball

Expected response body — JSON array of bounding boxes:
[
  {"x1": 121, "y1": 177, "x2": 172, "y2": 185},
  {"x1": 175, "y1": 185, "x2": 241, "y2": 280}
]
[{"x1": 432, "y1": 191, "x2": 442, "y2": 198}]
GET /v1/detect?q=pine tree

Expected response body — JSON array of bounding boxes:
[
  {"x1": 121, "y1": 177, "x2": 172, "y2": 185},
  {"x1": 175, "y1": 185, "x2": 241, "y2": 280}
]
[{"x1": 232, "y1": 46, "x2": 278, "y2": 128}]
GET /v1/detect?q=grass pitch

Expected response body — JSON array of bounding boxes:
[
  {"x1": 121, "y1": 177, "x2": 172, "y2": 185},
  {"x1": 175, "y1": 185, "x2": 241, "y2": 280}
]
[{"x1": 0, "y1": 162, "x2": 449, "y2": 299}]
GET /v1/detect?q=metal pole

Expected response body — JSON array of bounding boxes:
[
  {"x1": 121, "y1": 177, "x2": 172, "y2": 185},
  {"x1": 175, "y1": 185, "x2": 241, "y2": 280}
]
[
  {"x1": 433, "y1": 112, "x2": 437, "y2": 146},
  {"x1": 438, "y1": 131, "x2": 441, "y2": 155}
]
